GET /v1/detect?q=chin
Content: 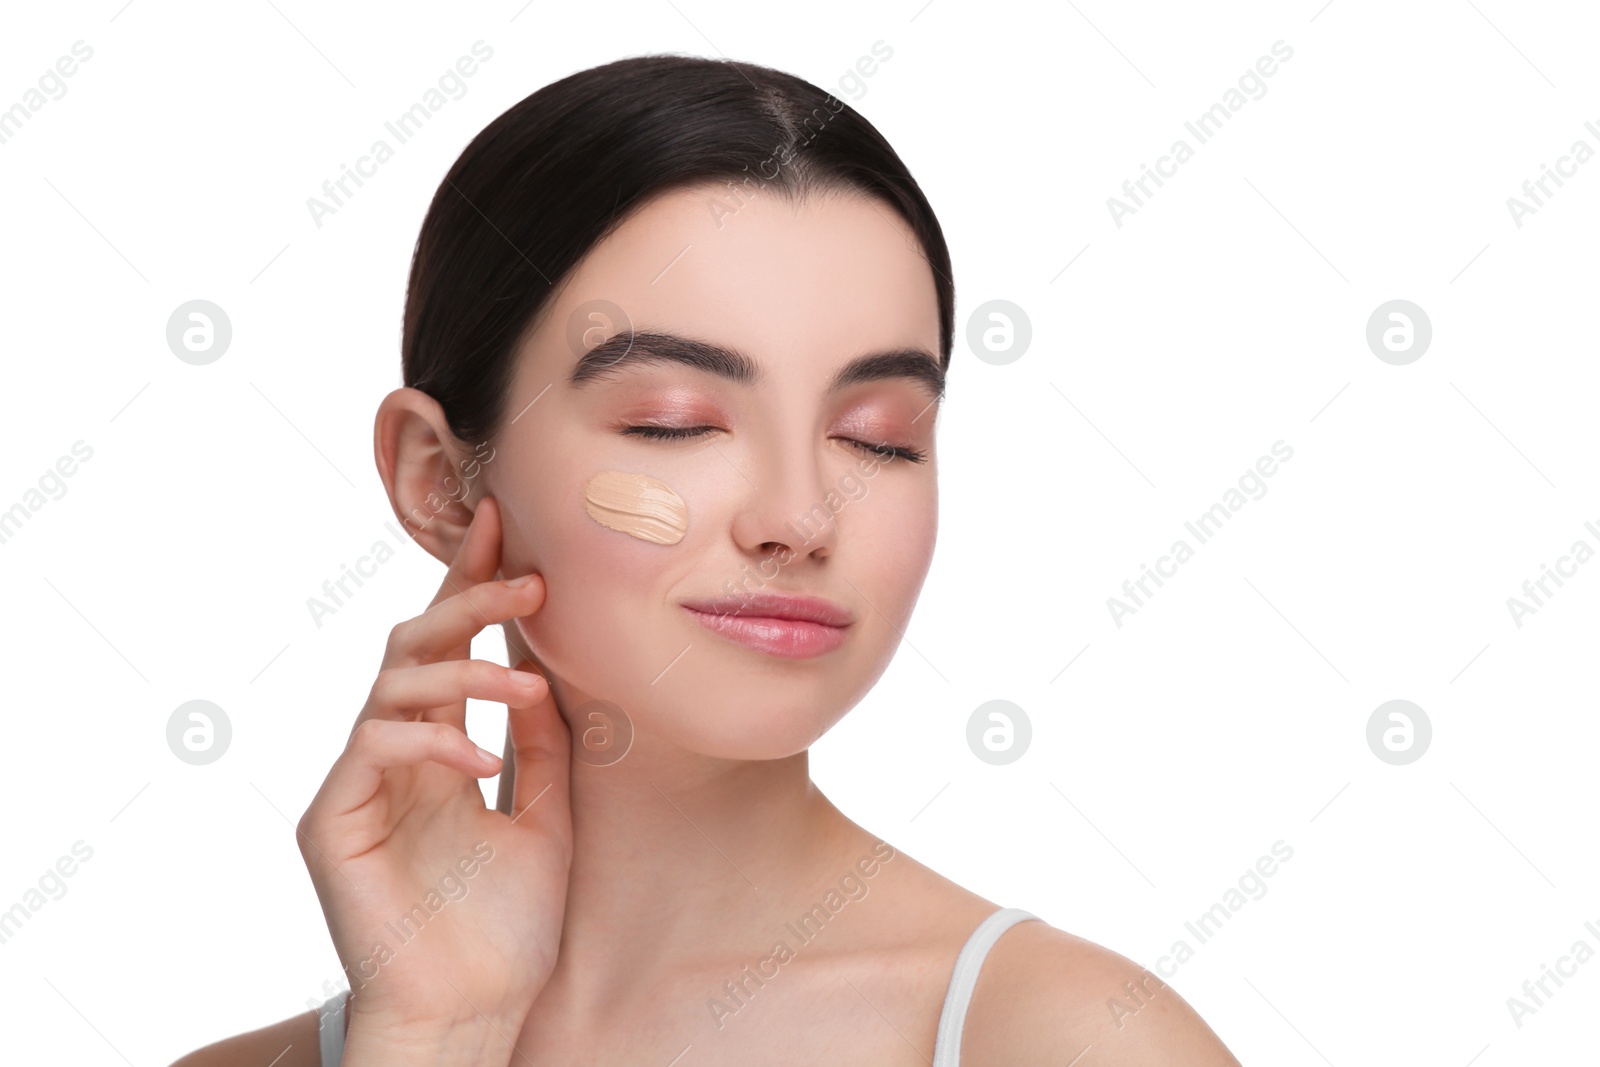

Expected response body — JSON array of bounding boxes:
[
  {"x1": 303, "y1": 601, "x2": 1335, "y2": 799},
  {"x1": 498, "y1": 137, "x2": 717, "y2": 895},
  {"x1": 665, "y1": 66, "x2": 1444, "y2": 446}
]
[
  {"x1": 647, "y1": 699, "x2": 844, "y2": 761},
  {"x1": 517, "y1": 609, "x2": 888, "y2": 761}
]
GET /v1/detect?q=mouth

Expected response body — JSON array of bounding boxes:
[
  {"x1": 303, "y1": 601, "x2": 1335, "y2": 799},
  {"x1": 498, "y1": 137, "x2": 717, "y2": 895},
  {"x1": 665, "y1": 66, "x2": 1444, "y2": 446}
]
[{"x1": 678, "y1": 593, "x2": 853, "y2": 659}]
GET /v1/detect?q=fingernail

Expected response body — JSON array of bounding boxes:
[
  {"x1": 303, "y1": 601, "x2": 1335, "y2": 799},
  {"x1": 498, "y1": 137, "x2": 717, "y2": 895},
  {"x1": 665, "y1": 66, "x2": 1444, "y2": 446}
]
[
  {"x1": 506, "y1": 573, "x2": 535, "y2": 588},
  {"x1": 513, "y1": 669, "x2": 544, "y2": 687},
  {"x1": 474, "y1": 745, "x2": 500, "y2": 765}
]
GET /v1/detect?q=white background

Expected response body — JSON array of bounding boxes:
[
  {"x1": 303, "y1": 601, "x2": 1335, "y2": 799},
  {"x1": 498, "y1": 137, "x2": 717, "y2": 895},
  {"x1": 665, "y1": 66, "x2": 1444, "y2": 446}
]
[{"x1": 1, "y1": 1, "x2": 1596, "y2": 1063}]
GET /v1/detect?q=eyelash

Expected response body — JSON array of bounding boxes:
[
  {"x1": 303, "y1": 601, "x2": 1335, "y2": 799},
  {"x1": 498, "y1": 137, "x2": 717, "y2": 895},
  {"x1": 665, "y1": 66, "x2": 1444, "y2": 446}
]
[{"x1": 623, "y1": 424, "x2": 927, "y2": 464}]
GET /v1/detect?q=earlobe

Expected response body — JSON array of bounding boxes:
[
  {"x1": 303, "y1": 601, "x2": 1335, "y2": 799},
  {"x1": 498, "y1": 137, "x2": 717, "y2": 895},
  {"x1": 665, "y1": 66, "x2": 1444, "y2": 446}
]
[{"x1": 373, "y1": 387, "x2": 479, "y2": 567}]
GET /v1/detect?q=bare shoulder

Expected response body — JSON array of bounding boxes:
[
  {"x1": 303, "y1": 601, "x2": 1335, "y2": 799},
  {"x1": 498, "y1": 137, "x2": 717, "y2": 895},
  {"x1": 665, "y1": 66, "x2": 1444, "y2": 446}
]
[
  {"x1": 960, "y1": 920, "x2": 1242, "y2": 1066},
  {"x1": 168, "y1": 1008, "x2": 322, "y2": 1067}
]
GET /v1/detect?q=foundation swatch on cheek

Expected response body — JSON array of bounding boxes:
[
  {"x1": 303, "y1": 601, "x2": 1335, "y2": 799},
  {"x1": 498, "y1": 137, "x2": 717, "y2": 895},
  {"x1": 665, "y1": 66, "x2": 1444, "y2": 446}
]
[{"x1": 583, "y1": 470, "x2": 689, "y2": 545}]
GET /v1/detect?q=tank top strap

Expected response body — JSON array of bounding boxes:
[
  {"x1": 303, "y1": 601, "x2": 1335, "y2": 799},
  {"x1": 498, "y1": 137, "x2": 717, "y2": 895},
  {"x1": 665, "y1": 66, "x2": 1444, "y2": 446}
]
[
  {"x1": 931, "y1": 907, "x2": 1043, "y2": 1066},
  {"x1": 317, "y1": 988, "x2": 349, "y2": 1065}
]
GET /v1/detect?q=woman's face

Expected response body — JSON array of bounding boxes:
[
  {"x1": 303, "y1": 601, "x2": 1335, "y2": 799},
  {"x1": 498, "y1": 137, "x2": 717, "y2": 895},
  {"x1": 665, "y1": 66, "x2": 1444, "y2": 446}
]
[{"x1": 485, "y1": 182, "x2": 943, "y2": 760}]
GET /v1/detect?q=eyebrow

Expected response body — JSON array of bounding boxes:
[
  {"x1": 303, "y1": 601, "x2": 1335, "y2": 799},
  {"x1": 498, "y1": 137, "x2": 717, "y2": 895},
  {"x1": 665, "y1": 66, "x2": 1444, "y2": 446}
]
[{"x1": 568, "y1": 329, "x2": 945, "y2": 400}]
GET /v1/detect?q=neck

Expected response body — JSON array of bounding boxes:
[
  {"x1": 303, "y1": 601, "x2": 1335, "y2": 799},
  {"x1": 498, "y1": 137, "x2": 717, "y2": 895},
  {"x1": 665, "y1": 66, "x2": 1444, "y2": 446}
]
[{"x1": 500, "y1": 636, "x2": 868, "y2": 1014}]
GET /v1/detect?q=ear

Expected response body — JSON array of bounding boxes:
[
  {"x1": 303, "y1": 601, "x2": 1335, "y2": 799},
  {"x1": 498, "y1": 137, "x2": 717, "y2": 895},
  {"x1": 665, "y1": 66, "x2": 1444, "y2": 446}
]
[{"x1": 374, "y1": 387, "x2": 482, "y2": 568}]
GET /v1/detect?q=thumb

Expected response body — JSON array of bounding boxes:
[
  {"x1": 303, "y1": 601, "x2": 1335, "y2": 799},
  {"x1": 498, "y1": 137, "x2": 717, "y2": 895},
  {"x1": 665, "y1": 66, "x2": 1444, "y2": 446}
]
[{"x1": 503, "y1": 660, "x2": 573, "y2": 843}]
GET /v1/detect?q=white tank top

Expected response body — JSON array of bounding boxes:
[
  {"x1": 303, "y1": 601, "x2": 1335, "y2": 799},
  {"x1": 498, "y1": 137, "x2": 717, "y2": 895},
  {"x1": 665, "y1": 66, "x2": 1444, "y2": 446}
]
[{"x1": 318, "y1": 907, "x2": 1040, "y2": 1065}]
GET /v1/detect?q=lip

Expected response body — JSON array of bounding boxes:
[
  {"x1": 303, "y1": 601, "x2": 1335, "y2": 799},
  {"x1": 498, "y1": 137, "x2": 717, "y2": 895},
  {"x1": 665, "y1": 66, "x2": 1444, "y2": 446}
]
[{"x1": 679, "y1": 593, "x2": 854, "y2": 659}]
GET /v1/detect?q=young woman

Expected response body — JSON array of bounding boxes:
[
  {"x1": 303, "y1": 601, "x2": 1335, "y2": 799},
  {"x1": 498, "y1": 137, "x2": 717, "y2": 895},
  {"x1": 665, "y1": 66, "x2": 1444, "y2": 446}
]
[{"x1": 175, "y1": 54, "x2": 1242, "y2": 1066}]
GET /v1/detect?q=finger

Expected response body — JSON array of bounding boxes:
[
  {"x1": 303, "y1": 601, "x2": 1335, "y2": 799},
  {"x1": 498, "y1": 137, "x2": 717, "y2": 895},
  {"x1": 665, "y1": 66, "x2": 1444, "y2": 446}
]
[
  {"x1": 367, "y1": 658, "x2": 549, "y2": 721},
  {"x1": 385, "y1": 572, "x2": 548, "y2": 669},
  {"x1": 504, "y1": 660, "x2": 573, "y2": 850},
  {"x1": 310, "y1": 718, "x2": 502, "y2": 825},
  {"x1": 426, "y1": 494, "x2": 503, "y2": 613}
]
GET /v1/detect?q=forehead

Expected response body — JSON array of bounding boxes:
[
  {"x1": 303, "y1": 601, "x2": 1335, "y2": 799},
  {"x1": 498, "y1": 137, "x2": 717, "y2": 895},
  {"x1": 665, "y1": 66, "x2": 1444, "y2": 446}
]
[{"x1": 534, "y1": 182, "x2": 940, "y2": 379}]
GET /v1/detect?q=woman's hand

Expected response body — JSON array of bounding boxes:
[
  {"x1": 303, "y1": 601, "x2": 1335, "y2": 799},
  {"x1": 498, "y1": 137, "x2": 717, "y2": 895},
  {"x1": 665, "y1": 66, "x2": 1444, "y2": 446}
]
[{"x1": 296, "y1": 496, "x2": 571, "y2": 1054}]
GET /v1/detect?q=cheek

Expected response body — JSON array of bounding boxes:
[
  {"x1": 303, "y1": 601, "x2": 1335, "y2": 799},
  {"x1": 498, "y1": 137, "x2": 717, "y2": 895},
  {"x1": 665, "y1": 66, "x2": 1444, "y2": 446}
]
[
  {"x1": 496, "y1": 459, "x2": 687, "y2": 577},
  {"x1": 505, "y1": 470, "x2": 697, "y2": 681},
  {"x1": 515, "y1": 504, "x2": 657, "y2": 649},
  {"x1": 860, "y1": 481, "x2": 938, "y2": 620},
  {"x1": 582, "y1": 469, "x2": 689, "y2": 545}
]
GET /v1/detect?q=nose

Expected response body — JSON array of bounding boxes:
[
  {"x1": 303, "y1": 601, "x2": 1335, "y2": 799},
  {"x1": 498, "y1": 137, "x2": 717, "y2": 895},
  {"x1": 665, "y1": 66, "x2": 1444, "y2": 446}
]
[{"x1": 728, "y1": 439, "x2": 841, "y2": 564}]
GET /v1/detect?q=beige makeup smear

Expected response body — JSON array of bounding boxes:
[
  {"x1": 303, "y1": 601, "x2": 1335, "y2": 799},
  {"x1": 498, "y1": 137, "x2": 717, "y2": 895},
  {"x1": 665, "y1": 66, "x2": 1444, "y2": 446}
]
[{"x1": 583, "y1": 470, "x2": 689, "y2": 545}]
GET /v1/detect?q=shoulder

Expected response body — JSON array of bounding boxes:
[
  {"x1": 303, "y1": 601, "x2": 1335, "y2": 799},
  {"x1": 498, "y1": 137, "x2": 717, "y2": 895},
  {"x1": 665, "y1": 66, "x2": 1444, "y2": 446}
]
[
  {"x1": 959, "y1": 919, "x2": 1242, "y2": 1067},
  {"x1": 168, "y1": 1007, "x2": 322, "y2": 1067}
]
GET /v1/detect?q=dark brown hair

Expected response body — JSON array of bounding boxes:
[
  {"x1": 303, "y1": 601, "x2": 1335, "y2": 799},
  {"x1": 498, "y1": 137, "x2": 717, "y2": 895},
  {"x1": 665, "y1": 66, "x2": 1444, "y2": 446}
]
[{"x1": 401, "y1": 52, "x2": 955, "y2": 451}]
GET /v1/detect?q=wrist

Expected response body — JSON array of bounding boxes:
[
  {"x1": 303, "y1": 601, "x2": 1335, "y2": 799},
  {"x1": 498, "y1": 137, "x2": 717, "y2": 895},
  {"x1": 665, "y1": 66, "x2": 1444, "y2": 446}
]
[
  {"x1": 342, "y1": 1011, "x2": 528, "y2": 1067},
  {"x1": 342, "y1": 991, "x2": 531, "y2": 1067}
]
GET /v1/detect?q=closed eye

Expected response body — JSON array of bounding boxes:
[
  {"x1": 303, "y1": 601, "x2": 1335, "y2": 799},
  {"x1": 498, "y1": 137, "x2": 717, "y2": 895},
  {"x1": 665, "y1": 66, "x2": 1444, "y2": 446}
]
[
  {"x1": 621, "y1": 424, "x2": 926, "y2": 463},
  {"x1": 846, "y1": 439, "x2": 926, "y2": 463},
  {"x1": 622, "y1": 424, "x2": 716, "y2": 442}
]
